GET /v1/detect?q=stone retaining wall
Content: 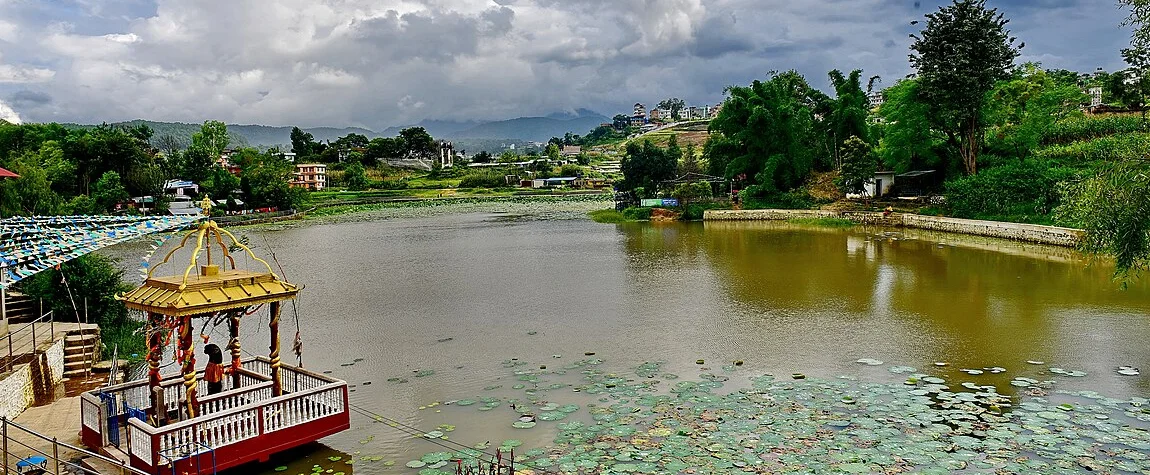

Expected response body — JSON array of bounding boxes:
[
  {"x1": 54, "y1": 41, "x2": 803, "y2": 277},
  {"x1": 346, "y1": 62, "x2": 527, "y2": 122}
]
[
  {"x1": 704, "y1": 209, "x2": 1083, "y2": 247},
  {"x1": 0, "y1": 338, "x2": 65, "y2": 420}
]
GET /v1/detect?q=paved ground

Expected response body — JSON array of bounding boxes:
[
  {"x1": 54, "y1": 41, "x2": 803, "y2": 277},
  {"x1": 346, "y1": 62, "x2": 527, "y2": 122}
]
[{"x1": 8, "y1": 396, "x2": 84, "y2": 459}]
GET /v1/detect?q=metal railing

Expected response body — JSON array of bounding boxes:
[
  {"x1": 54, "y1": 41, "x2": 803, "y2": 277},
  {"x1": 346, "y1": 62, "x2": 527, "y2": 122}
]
[
  {"x1": 0, "y1": 416, "x2": 148, "y2": 475},
  {"x1": 2, "y1": 310, "x2": 54, "y2": 372}
]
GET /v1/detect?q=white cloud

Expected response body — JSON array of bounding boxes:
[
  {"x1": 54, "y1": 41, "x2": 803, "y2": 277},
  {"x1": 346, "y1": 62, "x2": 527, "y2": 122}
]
[
  {"x1": 0, "y1": 64, "x2": 55, "y2": 83},
  {"x1": 0, "y1": 100, "x2": 21, "y2": 124},
  {"x1": 0, "y1": 0, "x2": 1132, "y2": 128}
]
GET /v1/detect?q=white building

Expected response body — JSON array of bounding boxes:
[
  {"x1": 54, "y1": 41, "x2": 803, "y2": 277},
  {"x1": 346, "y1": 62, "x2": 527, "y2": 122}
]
[{"x1": 867, "y1": 91, "x2": 885, "y2": 110}]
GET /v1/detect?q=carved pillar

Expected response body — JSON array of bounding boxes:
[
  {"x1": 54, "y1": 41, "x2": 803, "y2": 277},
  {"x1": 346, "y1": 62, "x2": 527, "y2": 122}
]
[
  {"x1": 147, "y1": 312, "x2": 164, "y2": 423},
  {"x1": 228, "y1": 310, "x2": 242, "y2": 389},
  {"x1": 269, "y1": 302, "x2": 283, "y2": 396},
  {"x1": 180, "y1": 314, "x2": 198, "y2": 419}
]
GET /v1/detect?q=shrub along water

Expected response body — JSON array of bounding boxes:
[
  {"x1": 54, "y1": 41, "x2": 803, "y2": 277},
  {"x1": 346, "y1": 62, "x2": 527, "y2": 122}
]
[{"x1": 942, "y1": 161, "x2": 1077, "y2": 225}]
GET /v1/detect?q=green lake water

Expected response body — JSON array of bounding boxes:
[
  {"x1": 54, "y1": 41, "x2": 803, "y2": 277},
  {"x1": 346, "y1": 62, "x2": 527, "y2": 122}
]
[{"x1": 108, "y1": 209, "x2": 1150, "y2": 473}]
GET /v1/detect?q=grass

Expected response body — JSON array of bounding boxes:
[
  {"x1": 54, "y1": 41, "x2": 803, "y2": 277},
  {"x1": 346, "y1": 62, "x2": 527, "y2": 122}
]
[
  {"x1": 786, "y1": 217, "x2": 858, "y2": 228},
  {"x1": 589, "y1": 207, "x2": 652, "y2": 223},
  {"x1": 101, "y1": 319, "x2": 147, "y2": 363},
  {"x1": 589, "y1": 209, "x2": 629, "y2": 223}
]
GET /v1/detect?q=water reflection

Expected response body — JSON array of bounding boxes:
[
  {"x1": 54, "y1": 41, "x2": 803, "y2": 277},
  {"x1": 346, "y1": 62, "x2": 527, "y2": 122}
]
[{"x1": 98, "y1": 214, "x2": 1150, "y2": 474}]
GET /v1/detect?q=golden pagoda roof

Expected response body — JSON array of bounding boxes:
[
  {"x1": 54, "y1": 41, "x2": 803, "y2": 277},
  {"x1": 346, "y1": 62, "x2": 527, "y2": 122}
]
[
  {"x1": 118, "y1": 218, "x2": 301, "y2": 317},
  {"x1": 121, "y1": 267, "x2": 299, "y2": 317}
]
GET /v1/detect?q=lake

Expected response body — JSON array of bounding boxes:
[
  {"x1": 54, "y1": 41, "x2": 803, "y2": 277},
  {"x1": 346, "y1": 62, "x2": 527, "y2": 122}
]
[{"x1": 108, "y1": 207, "x2": 1150, "y2": 473}]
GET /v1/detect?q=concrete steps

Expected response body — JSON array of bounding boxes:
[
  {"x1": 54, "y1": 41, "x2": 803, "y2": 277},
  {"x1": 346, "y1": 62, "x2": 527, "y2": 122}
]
[{"x1": 62, "y1": 328, "x2": 100, "y2": 381}]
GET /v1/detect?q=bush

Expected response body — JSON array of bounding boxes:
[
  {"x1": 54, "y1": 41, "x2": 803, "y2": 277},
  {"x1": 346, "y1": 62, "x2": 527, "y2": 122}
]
[
  {"x1": 943, "y1": 161, "x2": 1077, "y2": 224},
  {"x1": 1034, "y1": 132, "x2": 1150, "y2": 164},
  {"x1": 458, "y1": 170, "x2": 508, "y2": 188},
  {"x1": 1042, "y1": 114, "x2": 1148, "y2": 145},
  {"x1": 742, "y1": 189, "x2": 816, "y2": 210},
  {"x1": 682, "y1": 202, "x2": 729, "y2": 220},
  {"x1": 622, "y1": 207, "x2": 652, "y2": 221}
]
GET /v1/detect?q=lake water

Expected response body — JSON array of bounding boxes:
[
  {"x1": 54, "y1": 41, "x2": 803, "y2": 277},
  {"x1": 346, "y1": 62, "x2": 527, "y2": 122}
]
[{"x1": 108, "y1": 209, "x2": 1150, "y2": 473}]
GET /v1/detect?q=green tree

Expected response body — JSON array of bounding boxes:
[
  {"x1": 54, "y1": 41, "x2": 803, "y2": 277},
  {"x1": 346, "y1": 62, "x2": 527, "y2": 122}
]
[
  {"x1": 345, "y1": 161, "x2": 368, "y2": 191},
  {"x1": 910, "y1": 0, "x2": 1020, "y2": 174},
  {"x1": 824, "y1": 69, "x2": 872, "y2": 167},
  {"x1": 613, "y1": 114, "x2": 631, "y2": 130},
  {"x1": 92, "y1": 171, "x2": 129, "y2": 212},
  {"x1": 182, "y1": 145, "x2": 215, "y2": 184},
  {"x1": 202, "y1": 166, "x2": 240, "y2": 200},
  {"x1": 671, "y1": 182, "x2": 712, "y2": 209},
  {"x1": 666, "y1": 134, "x2": 682, "y2": 165},
  {"x1": 472, "y1": 151, "x2": 494, "y2": 163},
  {"x1": 837, "y1": 136, "x2": 879, "y2": 197},
  {"x1": 290, "y1": 127, "x2": 317, "y2": 158},
  {"x1": 546, "y1": 143, "x2": 561, "y2": 161},
  {"x1": 680, "y1": 142, "x2": 702, "y2": 175},
  {"x1": 20, "y1": 254, "x2": 135, "y2": 351},
  {"x1": 559, "y1": 164, "x2": 583, "y2": 177},
  {"x1": 876, "y1": 79, "x2": 945, "y2": 173},
  {"x1": 1057, "y1": 160, "x2": 1149, "y2": 279},
  {"x1": 241, "y1": 150, "x2": 301, "y2": 209},
  {"x1": 399, "y1": 127, "x2": 437, "y2": 159},
  {"x1": 658, "y1": 98, "x2": 687, "y2": 121},
  {"x1": 0, "y1": 157, "x2": 59, "y2": 216},
  {"x1": 985, "y1": 64, "x2": 1088, "y2": 158},
  {"x1": 191, "y1": 120, "x2": 229, "y2": 159},
  {"x1": 707, "y1": 71, "x2": 819, "y2": 194},
  {"x1": 366, "y1": 136, "x2": 406, "y2": 160},
  {"x1": 620, "y1": 140, "x2": 677, "y2": 194}
]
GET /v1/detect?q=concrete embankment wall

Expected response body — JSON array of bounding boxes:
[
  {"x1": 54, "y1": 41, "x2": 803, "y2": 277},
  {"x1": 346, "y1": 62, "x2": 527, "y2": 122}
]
[
  {"x1": 704, "y1": 209, "x2": 1084, "y2": 247},
  {"x1": 0, "y1": 339, "x2": 65, "y2": 420}
]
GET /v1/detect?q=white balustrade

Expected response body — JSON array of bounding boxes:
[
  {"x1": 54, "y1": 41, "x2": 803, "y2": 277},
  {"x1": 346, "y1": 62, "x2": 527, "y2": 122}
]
[
  {"x1": 264, "y1": 386, "x2": 345, "y2": 433},
  {"x1": 128, "y1": 422, "x2": 153, "y2": 463},
  {"x1": 87, "y1": 358, "x2": 347, "y2": 471},
  {"x1": 82, "y1": 395, "x2": 101, "y2": 431}
]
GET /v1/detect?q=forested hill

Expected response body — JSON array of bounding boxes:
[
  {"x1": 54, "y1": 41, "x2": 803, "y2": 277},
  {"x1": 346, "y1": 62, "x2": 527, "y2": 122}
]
[
  {"x1": 61, "y1": 110, "x2": 609, "y2": 149},
  {"x1": 61, "y1": 120, "x2": 378, "y2": 149}
]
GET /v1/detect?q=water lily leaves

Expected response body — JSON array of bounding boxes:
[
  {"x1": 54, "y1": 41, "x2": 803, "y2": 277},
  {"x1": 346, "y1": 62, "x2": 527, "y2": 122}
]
[
  {"x1": 273, "y1": 467, "x2": 287, "y2": 472},
  {"x1": 511, "y1": 421, "x2": 536, "y2": 429},
  {"x1": 1118, "y1": 366, "x2": 1141, "y2": 376},
  {"x1": 405, "y1": 460, "x2": 426, "y2": 468},
  {"x1": 856, "y1": 358, "x2": 883, "y2": 366},
  {"x1": 960, "y1": 369, "x2": 984, "y2": 375}
]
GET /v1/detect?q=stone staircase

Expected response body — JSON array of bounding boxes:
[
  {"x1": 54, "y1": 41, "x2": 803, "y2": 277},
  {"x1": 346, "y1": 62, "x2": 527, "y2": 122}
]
[{"x1": 63, "y1": 328, "x2": 100, "y2": 380}]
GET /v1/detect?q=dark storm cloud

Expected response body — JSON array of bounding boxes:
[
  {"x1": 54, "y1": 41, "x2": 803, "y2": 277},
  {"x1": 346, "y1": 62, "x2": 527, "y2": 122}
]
[
  {"x1": 8, "y1": 90, "x2": 51, "y2": 106},
  {"x1": 0, "y1": 0, "x2": 1134, "y2": 128}
]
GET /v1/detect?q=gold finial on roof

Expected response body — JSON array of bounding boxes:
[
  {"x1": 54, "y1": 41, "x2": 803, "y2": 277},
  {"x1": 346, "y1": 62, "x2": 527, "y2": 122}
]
[{"x1": 199, "y1": 194, "x2": 213, "y2": 216}]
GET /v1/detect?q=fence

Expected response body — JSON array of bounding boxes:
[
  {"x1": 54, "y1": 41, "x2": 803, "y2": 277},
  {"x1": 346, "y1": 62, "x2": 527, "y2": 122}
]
[
  {"x1": 1, "y1": 416, "x2": 148, "y2": 475},
  {"x1": 2, "y1": 311, "x2": 54, "y2": 373}
]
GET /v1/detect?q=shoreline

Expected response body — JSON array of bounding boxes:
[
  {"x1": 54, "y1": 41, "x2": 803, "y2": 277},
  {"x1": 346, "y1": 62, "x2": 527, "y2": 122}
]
[{"x1": 705, "y1": 208, "x2": 1083, "y2": 247}]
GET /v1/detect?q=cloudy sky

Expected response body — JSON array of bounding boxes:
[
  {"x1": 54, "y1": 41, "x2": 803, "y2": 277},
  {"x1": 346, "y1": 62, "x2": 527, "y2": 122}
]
[{"x1": 0, "y1": 0, "x2": 1135, "y2": 129}]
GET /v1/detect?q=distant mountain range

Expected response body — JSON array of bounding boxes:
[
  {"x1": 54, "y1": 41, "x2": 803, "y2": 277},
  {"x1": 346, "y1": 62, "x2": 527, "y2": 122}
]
[{"x1": 68, "y1": 109, "x2": 610, "y2": 152}]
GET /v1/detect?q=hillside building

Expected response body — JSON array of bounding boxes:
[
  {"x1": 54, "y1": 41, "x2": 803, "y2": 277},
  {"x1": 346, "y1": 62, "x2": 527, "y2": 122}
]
[{"x1": 291, "y1": 163, "x2": 327, "y2": 191}]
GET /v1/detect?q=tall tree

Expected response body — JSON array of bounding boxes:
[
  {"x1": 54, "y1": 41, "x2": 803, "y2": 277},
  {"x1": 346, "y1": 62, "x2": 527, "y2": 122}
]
[
  {"x1": 92, "y1": 171, "x2": 129, "y2": 212},
  {"x1": 825, "y1": 69, "x2": 872, "y2": 168},
  {"x1": 398, "y1": 127, "x2": 437, "y2": 159},
  {"x1": 837, "y1": 136, "x2": 879, "y2": 198},
  {"x1": 985, "y1": 64, "x2": 1088, "y2": 158},
  {"x1": 876, "y1": 79, "x2": 944, "y2": 173},
  {"x1": 707, "y1": 71, "x2": 819, "y2": 194},
  {"x1": 620, "y1": 140, "x2": 677, "y2": 195},
  {"x1": 658, "y1": 98, "x2": 687, "y2": 121},
  {"x1": 191, "y1": 120, "x2": 229, "y2": 159},
  {"x1": 910, "y1": 0, "x2": 1020, "y2": 175},
  {"x1": 290, "y1": 127, "x2": 316, "y2": 157}
]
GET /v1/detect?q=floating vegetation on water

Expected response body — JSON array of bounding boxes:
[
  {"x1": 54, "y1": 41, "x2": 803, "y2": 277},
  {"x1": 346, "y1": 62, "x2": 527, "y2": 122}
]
[
  {"x1": 406, "y1": 355, "x2": 1150, "y2": 475},
  {"x1": 1119, "y1": 366, "x2": 1141, "y2": 376}
]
